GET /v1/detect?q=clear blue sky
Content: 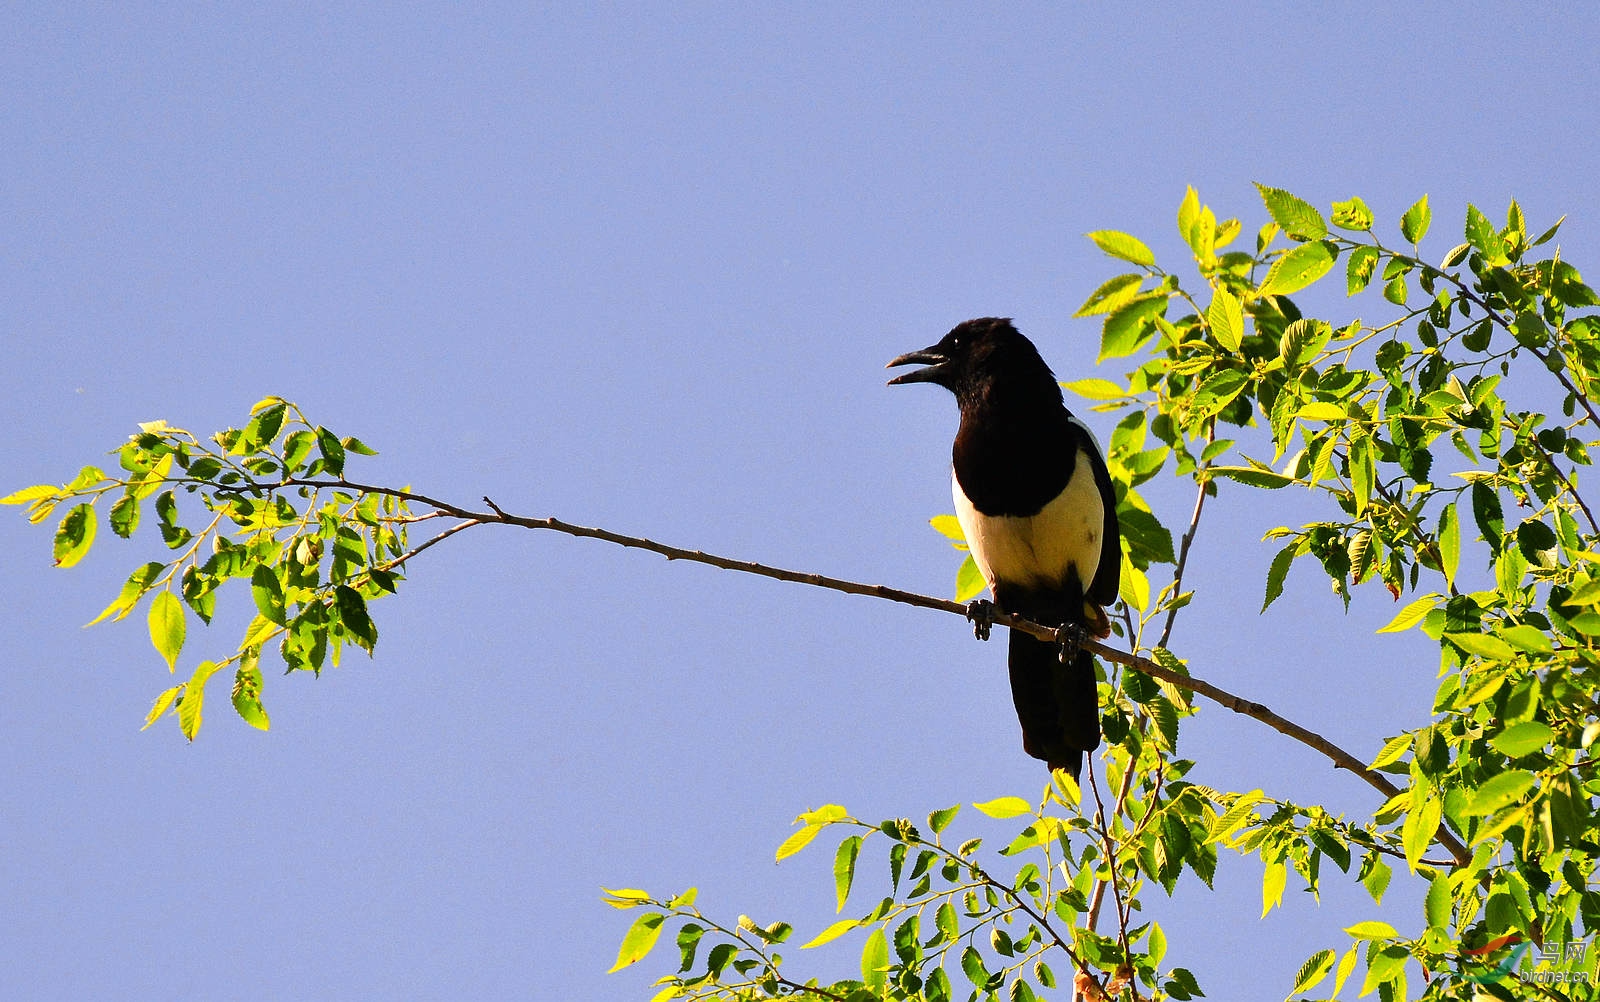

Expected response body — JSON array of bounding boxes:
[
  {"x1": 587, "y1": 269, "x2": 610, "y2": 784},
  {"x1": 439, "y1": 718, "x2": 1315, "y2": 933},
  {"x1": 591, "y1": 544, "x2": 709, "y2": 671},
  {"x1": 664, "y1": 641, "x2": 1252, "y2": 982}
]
[{"x1": 4, "y1": 5, "x2": 1597, "y2": 999}]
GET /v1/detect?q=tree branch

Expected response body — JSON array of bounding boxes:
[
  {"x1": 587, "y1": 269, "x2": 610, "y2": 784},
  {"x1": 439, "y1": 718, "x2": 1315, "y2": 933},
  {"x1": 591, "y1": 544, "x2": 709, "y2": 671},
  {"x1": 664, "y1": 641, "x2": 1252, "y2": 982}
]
[{"x1": 280, "y1": 476, "x2": 1471, "y2": 866}]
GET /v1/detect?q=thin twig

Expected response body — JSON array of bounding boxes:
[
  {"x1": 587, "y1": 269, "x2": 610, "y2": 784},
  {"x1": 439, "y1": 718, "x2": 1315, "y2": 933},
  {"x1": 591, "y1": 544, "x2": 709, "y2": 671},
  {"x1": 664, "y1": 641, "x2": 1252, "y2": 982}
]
[
  {"x1": 1157, "y1": 473, "x2": 1210, "y2": 649},
  {"x1": 279, "y1": 476, "x2": 1472, "y2": 866}
]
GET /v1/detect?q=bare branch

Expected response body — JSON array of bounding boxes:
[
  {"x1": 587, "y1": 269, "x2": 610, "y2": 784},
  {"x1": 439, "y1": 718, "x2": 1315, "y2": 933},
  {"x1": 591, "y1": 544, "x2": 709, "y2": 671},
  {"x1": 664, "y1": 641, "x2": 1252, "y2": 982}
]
[{"x1": 279, "y1": 475, "x2": 1471, "y2": 866}]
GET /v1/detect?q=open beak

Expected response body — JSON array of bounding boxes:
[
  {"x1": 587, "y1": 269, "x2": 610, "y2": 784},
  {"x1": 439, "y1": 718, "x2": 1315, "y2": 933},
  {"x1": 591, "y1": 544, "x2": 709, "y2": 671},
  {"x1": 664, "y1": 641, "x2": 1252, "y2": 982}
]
[{"x1": 885, "y1": 346, "x2": 949, "y2": 386}]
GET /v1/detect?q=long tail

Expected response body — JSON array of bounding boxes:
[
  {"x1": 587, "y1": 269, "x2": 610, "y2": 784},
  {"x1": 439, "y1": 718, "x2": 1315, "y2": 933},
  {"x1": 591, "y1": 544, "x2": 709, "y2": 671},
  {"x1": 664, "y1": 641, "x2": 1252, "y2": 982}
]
[{"x1": 1007, "y1": 625, "x2": 1100, "y2": 782}]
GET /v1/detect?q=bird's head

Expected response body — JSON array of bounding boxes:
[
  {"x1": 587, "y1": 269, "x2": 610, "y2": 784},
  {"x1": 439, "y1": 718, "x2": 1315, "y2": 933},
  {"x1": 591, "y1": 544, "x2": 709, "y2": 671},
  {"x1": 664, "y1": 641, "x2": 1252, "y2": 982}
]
[{"x1": 886, "y1": 317, "x2": 1056, "y2": 403}]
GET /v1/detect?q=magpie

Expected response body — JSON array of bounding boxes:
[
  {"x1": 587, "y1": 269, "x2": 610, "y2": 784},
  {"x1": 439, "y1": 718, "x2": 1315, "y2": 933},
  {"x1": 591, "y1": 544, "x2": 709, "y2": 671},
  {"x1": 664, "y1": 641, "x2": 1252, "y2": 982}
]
[{"x1": 888, "y1": 317, "x2": 1121, "y2": 780}]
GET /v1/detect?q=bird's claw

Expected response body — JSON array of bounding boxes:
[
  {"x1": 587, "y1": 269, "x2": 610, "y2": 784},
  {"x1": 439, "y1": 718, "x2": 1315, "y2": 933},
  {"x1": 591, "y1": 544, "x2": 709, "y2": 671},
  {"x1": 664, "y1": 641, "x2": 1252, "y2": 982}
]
[
  {"x1": 966, "y1": 599, "x2": 996, "y2": 641},
  {"x1": 1055, "y1": 621, "x2": 1090, "y2": 662}
]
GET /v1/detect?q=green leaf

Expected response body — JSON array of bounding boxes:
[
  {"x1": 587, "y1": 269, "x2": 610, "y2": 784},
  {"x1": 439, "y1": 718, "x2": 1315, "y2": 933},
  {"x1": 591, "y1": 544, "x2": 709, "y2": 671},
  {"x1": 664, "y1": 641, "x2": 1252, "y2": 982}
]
[
  {"x1": 1210, "y1": 465, "x2": 1294, "y2": 489},
  {"x1": 1343, "y1": 920, "x2": 1398, "y2": 940},
  {"x1": 1400, "y1": 195, "x2": 1432, "y2": 244},
  {"x1": 608, "y1": 911, "x2": 666, "y2": 972},
  {"x1": 1465, "y1": 770, "x2": 1535, "y2": 815},
  {"x1": 1293, "y1": 949, "x2": 1336, "y2": 995},
  {"x1": 177, "y1": 659, "x2": 223, "y2": 740},
  {"x1": 1087, "y1": 230, "x2": 1155, "y2": 267},
  {"x1": 1074, "y1": 273, "x2": 1145, "y2": 317},
  {"x1": 1062, "y1": 378, "x2": 1127, "y2": 401},
  {"x1": 1260, "y1": 240, "x2": 1336, "y2": 296},
  {"x1": 1346, "y1": 245, "x2": 1380, "y2": 295},
  {"x1": 802, "y1": 918, "x2": 860, "y2": 949},
  {"x1": 1207, "y1": 288, "x2": 1243, "y2": 352},
  {"x1": 954, "y1": 554, "x2": 985, "y2": 603},
  {"x1": 776, "y1": 824, "x2": 823, "y2": 861},
  {"x1": 1496, "y1": 624, "x2": 1551, "y2": 653},
  {"x1": 833, "y1": 835, "x2": 861, "y2": 911},
  {"x1": 1491, "y1": 721, "x2": 1553, "y2": 758},
  {"x1": 1297, "y1": 401, "x2": 1346, "y2": 422},
  {"x1": 960, "y1": 944, "x2": 989, "y2": 988},
  {"x1": 1465, "y1": 202, "x2": 1506, "y2": 263},
  {"x1": 1188, "y1": 370, "x2": 1250, "y2": 419},
  {"x1": 1262, "y1": 540, "x2": 1298, "y2": 612},
  {"x1": 930, "y1": 514, "x2": 965, "y2": 542},
  {"x1": 1369, "y1": 733, "x2": 1413, "y2": 770},
  {"x1": 1, "y1": 483, "x2": 58, "y2": 505},
  {"x1": 928, "y1": 804, "x2": 960, "y2": 833},
  {"x1": 250, "y1": 564, "x2": 288, "y2": 627},
  {"x1": 148, "y1": 590, "x2": 186, "y2": 672},
  {"x1": 1445, "y1": 631, "x2": 1514, "y2": 661},
  {"x1": 1402, "y1": 793, "x2": 1441, "y2": 870},
  {"x1": 972, "y1": 796, "x2": 1032, "y2": 819},
  {"x1": 1207, "y1": 789, "x2": 1264, "y2": 844},
  {"x1": 1438, "y1": 502, "x2": 1460, "y2": 592},
  {"x1": 52, "y1": 502, "x2": 97, "y2": 568},
  {"x1": 1098, "y1": 293, "x2": 1166, "y2": 362},
  {"x1": 1331, "y1": 196, "x2": 1373, "y2": 231},
  {"x1": 334, "y1": 585, "x2": 378, "y2": 653},
  {"x1": 1424, "y1": 873, "x2": 1451, "y2": 930},
  {"x1": 316, "y1": 426, "x2": 347, "y2": 477},
  {"x1": 108, "y1": 495, "x2": 140, "y2": 539},
  {"x1": 861, "y1": 927, "x2": 890, "y2": 990},
  {"x1": 1255, "y1": 183, "x2": 1328, "y2": 240},
  {"x1": 600, "y1": 887, "x2": 653, "y2": 908},
  {"x1": 231, "y1": 655, "x2": 270, "y2": 731},
  {"x1": 1261, "y1": 860, "x2": 1286, "y2": 917},
  {"x1": 86, "y1": 561, "x2": 165, "y2": 627},
  {"x1": 142, "y1": 685, "x2": 181, "y2": 730},
  {"x1": 1472, "y1": 481, "x2": 1503, "y2": 549},
  {"x1": 1376, "y1": 594, "x2": 1442, "y2": 633}
]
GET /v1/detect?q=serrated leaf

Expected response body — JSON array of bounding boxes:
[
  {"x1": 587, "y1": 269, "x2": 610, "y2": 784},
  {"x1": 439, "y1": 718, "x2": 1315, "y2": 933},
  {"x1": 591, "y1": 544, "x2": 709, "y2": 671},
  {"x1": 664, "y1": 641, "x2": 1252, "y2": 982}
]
[
  {"x1": 86, "y1": 561, "x2": 165, "y2": 627},
  {"x1": 1260, "y1": 240, "x2": 1336, "y2": 296},
  {"x1": 1, "y1": 483, "x2": 58, "y2": 505},
  {"x1": 177, "y1": 659, "x2": 222, "y2": 740},
  {"x1": 608, "y1": 911, "x2": 667, "y2": 972},
  {"x1": 231, "y1": 656, "x2": 269, "y2": 731},
  {"x1": 1369, "y1": 733, "x2": 1413, "y2": 770},
  {"x1": 141, "y1": 685, "x2": 182, "y2": 730},
  {"x1": 1207, "y1": 789, "x2": 1264, "y2": 844},
  {"x1": 1402, "y1": 793, "x2": 1441, "y2": 870},
  {"x1": 954, "y1": 554, "x2": 985, "y2": 603},
  {"x1": 1074, "y1": 273, "x2": 1145, "y2": 317},
  {"x1": 1465, "y1": 770, "x2": 1535, "y2": 815},
  {"x1": 833, "y1": 835, "x2": 860, "y2": 911},
  {"x1": 1346, "y1": 244, "x2": 1380, "y2": 296},
  {"x1": 862, "y1": 928, "x2": 890, "y2": 990},
  {"x1": 1062, "y1": 378, "x2": 1127, "y2": 401},
  {"x1": 1344, "y1": 920, "x2": 1398, "y2": 940},
  {"x1": 1262, "y1": 540, "x2": 1298, "y2": 612},
  {"x1": 1438, "y1": 502, "x2": 1459, "y2": 592},
  {"x1": 600, "y1": 887, "x2": 653, "y2": 908},
  {"x1": 1087, "y1": 230, "x2": 1155, "y2": 266},
  {"x1": 53, "y1": 502, "x2": 96, "y2": 568},
  {"x1": 1297, "y1": 402, "x2": 1346, "y2": 422},
  {"x1": 1491, "y1": 721, "x2": 1553, "y2": 758},
  {"x1": 1444, "y1": 631, "x2": 1515, "y2": 661},
  {"x1": 315, "y1": 426, "x2": 346, "y2": 477},
  {"x1": 802, "y1": 918, "x2": 860, "y2": 949},
  {"x1": 1400, "y1": 195, "x2": 1431, "y2": 244},
  {"x1": 930, "y1": 514, "x2": 966, "y2": 542},
  {"x1": 1293, "y1": 949, "x2": 1336, "y2": 995},
  {"x1": 1211, "y1": 465, "x2": 1294, "y2": 489},
  {"x1": 1376, "y1": 594, "x2": 1442, "y2": 633},
  {"x1": 1098, "y1": 293, "x2": 1166, "y2": 362},
  {"x1": 928, "y1": 804, "x2": 960, "y2": 833},
  {"x1": 148, "y1": 590, "x2": 186, "y2": 672},
  {"x1": 1424, "y1": 873, "x2": 1451, "y2": 931},
  {"x1": 1255, "y1": 183, "x2": 1327, "y2": 239},
  {"x1": 334, "y1": 585, "x2": 377, "y2": 652},
  {"x1": 1207, "y1": 288, "x2": 1243, "y2": 352},
  {"x1": 776, "y1": 824, "x2": 823, "y2": 861},
  {"x1": 1331, "y1": 196, "x2": 1373, "y2": 231},
  {"x1": 972, "y1": 796, "x2": 1032, "y2": 819},
  {"x1": 1261, "y1": 860, "x2": 1286, "y2": 917},
  {"x1": 250, "y1": 564, "x2": 288, "y2": 627}
]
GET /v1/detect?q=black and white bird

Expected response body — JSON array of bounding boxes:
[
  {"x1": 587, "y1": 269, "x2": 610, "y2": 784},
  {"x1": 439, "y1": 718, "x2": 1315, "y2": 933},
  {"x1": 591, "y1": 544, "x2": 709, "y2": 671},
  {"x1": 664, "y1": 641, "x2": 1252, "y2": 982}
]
[{"x1": 888, "y1": 318, "x2": 1121, "y2": 780}]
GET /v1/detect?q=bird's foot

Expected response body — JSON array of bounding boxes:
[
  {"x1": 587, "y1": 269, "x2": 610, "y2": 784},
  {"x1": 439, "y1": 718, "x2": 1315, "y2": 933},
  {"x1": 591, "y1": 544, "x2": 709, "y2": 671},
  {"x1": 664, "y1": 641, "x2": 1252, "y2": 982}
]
[
  {"x1": 1055, "y1": 621, "x2": 1090, "y2": 662},
  {"x1": 965, "y1": 599, "x2": 996, "y2": 641}
]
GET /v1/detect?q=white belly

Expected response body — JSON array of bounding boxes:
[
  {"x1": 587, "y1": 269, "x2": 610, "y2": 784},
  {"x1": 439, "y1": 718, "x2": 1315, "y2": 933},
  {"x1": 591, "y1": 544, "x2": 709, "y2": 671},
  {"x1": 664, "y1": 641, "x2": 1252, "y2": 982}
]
[{"x1": 953, "y1": 449, "x2": 1104, "y2": 595}]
